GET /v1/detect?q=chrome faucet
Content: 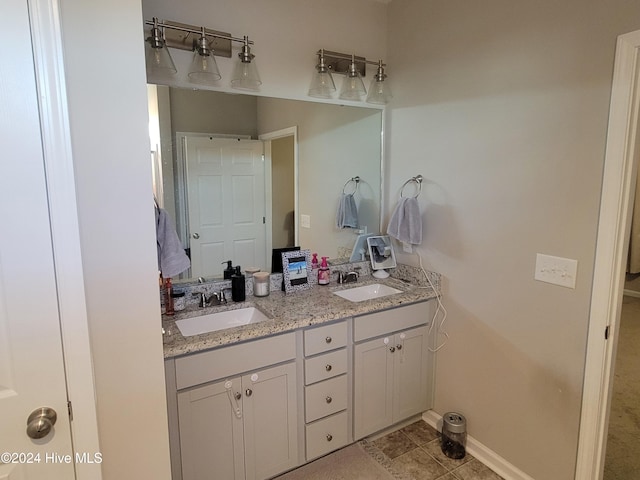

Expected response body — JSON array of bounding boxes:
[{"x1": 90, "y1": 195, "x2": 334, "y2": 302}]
[
  {"x1": 337, "y1": 269, "x2": 360, "y2": 284},
  {"x1": 193, "y1": 291, "x2": 227, "y2": 308}
]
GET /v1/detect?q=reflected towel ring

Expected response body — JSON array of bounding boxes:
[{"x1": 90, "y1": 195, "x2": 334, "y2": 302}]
[
  {"x1": 342, "y1": 176, "x2": 360, "y2": 195},
  {"x1": 400, "y1": 175, "x2": 423, "y2": 198}
]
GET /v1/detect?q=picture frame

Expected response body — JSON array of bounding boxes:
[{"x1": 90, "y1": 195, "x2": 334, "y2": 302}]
[{"x1": 281, "y1": 249, "x2": 312, "y2": 293}]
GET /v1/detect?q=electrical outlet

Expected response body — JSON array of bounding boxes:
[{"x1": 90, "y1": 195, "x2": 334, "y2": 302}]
[
  {"x1": 300, "y1": 214, "x2": 311, "y2": 228},
  {"x1": 534, "y1": 253, "x2": 578, "y2": 289}
]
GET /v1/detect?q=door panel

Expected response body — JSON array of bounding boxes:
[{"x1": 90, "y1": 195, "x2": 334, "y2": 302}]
[
  {"x1": 185, "y1": 137, "x2": 266, "y2": 277},
  {"x1": 177, "y1": 379, "x2": 245, "y2": 480},
  {"x1": 0, "y1": 0, "x2": 74, "y2": 477},
  {"x1": 242, "y1": 363, "x2": 298, "y2": 480}
]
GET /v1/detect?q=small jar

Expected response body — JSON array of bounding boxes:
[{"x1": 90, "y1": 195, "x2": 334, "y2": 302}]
[
  {"x1": 253, "y1": 272, "x2": 270, "y2": 297},
  {"x1": 171, "y1": 291, "x2": 186, "y2": 311},
  {"x1": 441, "y1": 412, "x2": 467, "y2": 459}
]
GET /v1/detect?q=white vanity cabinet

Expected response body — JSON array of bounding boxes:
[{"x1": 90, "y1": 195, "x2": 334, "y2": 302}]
[
  {"x1": 353, "y1": 301, "x2": 434, "y2": 440},
  {"x1": 302, "y1": 320, "x2": 352, "y2": 461},
  {"x1": 166, "y1": 332, "x2": 299, "y2": 480}
]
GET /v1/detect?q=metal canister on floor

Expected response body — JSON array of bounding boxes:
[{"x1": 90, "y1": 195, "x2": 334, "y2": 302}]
[{"x1": 441, "y1": 412, "x2": 467, "y2": 459}]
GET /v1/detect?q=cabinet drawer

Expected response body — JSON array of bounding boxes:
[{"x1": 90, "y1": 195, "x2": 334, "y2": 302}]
[
  {"x1": 305, "y1": 411, "x2": 350, "y2": 461},
  {"x1": 305, "y1": 374, "x2": 348, "y2": 423},
  {"x1": 304, "y1": 349, "x2": 347, "y2": 385},
  {"x1": 175, "y1": 332, "x2": 296, "y2": 390},
  {"x1": 304, "y1": 321, "x2": 347, "y2": 356},
  {"x1": 354, "y1": 301, "x2": 431, "y2": 342}
]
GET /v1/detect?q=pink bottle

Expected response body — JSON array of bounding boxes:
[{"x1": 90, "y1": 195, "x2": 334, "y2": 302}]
[{"x1": 318, "y1": 256, "x2": 330, "y2": 285}]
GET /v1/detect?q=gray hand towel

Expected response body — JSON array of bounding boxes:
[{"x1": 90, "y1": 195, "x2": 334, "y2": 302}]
[
  {"x1": 335, "y1": 193, "x2": 359, "y2": 229},
  {"x1": 156, "y1": 207, "x2": 191, "y2": 278},
  {"x1": 387, "y1": 197, "x2": 422, "y2": 245}
]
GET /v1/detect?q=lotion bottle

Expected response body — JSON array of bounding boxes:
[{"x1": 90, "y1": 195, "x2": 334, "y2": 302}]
[{"x1": 318, "y1": 256, "x2": 330, "y2": 285}]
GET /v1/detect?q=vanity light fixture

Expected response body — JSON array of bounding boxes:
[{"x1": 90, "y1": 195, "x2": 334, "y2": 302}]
[
  {"x1": 366, "y1": 60, "x2": 393, "y2": 105},
  {"x1": 144, "y1": 18, "x2": 260, "y2": 90},
  {"x1": 308, "y1": 49, "x2": 391, "y2": 104},
  {"x1": 230, "y1": 36, "x2": 262, "y2": 91},
  {"x1": 308, "y1": 49, "x2": 336, "y2": 99},
  {"x1": 188, "y1": 27, "x2": 222, "y2": 84},
  {"x1": 144, "y1": 18, "x2": 177, "y2": 79}
]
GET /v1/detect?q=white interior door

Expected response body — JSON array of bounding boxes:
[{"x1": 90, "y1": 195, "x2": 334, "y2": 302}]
[
  {"x1": 0, "y1": 0, "x2": 74, "y2": 477},
  {"x1": 184, "y1": 136, "x2": 266, "y2": 277}
]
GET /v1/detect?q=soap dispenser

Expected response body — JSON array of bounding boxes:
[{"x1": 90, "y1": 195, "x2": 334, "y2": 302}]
[
  {"x1": 231, "y1": 266, "x2": 246, "y2": 302},
  {"x1": 222, "y1": 260, "x2": 234, "y2": 279},
  {"x1": 318, "y1": 257, "x2": 330, "y2": 285}
]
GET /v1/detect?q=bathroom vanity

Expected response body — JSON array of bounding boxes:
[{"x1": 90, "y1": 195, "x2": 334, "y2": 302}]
[{"x1": 162, "y1": 267, "x2": 440, "y2": 480}]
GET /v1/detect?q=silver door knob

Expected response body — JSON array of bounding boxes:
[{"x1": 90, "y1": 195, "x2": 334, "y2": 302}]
[
  {"x1": 192, "y1": 233, "x2": 200, "y2": 239},
  {"x1": 325, "y1": 364, "x2": 332, "y2": 372},
  {"x1": 26, "y1": 407, "x2": 57, "y2": 439}
]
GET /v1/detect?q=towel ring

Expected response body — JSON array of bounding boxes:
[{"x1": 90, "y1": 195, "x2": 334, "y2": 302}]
[
  {"x1": 342, "y1": 176, "x2": 360, "y2": 195},
  {"x1": 400, "y1": 175, "x2": 423, "y2": 198}
]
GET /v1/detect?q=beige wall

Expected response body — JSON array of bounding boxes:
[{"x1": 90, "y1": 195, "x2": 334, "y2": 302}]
[
  {"x1": 257, "y1": 98, "x2": 382, "y2": 258},
  {"x1": 387, "y1": 1, "x2": 640, "y2": 478}
]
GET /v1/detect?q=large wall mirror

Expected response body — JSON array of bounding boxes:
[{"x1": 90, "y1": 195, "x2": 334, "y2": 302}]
[{"x1": 149, "y1": 85, "x2": 382, "y2": 282}]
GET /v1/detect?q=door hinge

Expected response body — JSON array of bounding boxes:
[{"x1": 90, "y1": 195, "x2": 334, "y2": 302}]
[
  {"x1": 263, "y1": 216, "x2": 266, "y2": 224},
  {"x1": 67, "y1": 400, "x2": 73, "y2": 421},
  {"x1": 605, "y1": 325, "x2": 610, "y2": 340}
]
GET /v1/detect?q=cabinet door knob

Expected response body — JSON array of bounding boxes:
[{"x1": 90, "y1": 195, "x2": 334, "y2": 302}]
[
  {"x1": 396, "y1": 344, "x2": 403, "y2": 350},
  {"x1": 326, "y1": 434, "x2": 333, "y2": 442},
  {"x1": 325, "y1": 336, "x2": 332, "y2": 344},
  {"x1": 325, "y1": 364, "x2": 332, "y2": 372},
  {"x1": 245, "y1": 388, "x2": 253, "y2": 397},
  {"x1": 235, "y1": 392, "x2": 242, "y2": 401},
  {"x1": 325, "y1": 396, "x2": 332, "y2": 404},
  {"x1": 389, "y1": 346, "x2": 396, "y2": 353}
]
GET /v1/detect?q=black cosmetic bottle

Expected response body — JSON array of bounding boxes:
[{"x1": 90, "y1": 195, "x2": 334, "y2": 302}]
[{"x1": 231, "y1": 266, "x2": 246, "y2": 302}]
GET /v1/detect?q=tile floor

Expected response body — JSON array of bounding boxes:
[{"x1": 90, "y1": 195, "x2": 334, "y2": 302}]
[{"x1": 369, "y1": 420, "x2": 504, "y2": 480}]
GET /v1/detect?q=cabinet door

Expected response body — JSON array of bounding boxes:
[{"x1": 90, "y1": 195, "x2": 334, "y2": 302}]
[
  {"x1": 178, "y1": 378, "x2": 245, "y2": 480},
  {"x1": 353, "y1": 336, "x2": 394, "y2": 440},
  {"x1": 392, "y1": 326, "x2": 430, "y2": 421},
  {"x1": 242, "y1": 362, "x2": 298, "y2": 480}
]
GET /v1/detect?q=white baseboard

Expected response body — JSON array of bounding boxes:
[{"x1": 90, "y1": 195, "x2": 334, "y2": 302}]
[
  {"x1": 422, "y1": 410, "x2": 535, "y2": 480},
  {"x1": 623, "y1": 288, "x2": 640, "y2": 298}
]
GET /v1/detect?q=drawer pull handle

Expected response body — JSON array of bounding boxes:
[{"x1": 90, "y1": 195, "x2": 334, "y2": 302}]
[
  {"x1": 245, "y1": 388, "x2": 253, "y2": 397},
  {"x1": 389, "y1": 346, "x2": 396, "y2": 353},
  {"x1": 396, "y1": 344, "x2": 403, "y2": 350},
  {"x1": 325, "y1": 336, "x2": 332, "y2": 344},
  {"x1": 325, "y1": 364, "x2": 332, "y2": 372},
  {"x1": 326, "y1": 396, "x2": 332, "y2": 404},
  {"x1": 326, "y1": 434, "x2": 333, "y2": 442}
]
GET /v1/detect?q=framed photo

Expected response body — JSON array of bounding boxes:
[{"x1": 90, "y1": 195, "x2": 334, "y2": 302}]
[{"x1": 282, "y1": 249, "x2": 312, "y2": 293}]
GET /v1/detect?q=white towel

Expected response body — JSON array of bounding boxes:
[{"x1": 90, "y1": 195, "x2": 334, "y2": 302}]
[
  {"x1": 156, "y1": 207, "x2": 191, "y2": 278},
  {"x1": 335, "y1": 193, "x2": 359, "y2": 229},
  {"x1": 387, "y1": 197, "x2": 422, "y2": 245}
]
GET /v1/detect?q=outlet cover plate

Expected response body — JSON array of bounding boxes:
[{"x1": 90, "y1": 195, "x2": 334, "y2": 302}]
[{"x1": 534, "y1": 253, "x2": 578, "y2": 289}]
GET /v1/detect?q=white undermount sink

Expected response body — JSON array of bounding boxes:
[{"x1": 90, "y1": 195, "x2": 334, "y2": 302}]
[
  {"x1": 333, "y1": 283, "x2": 402, "y2": 302},
  {"x1": 175, "y1": 307, "x2": 270, "y2": 336}
]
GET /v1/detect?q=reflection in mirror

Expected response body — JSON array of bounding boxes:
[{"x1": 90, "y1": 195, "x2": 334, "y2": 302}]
[{"x1": 148, "y1": 85, "x2": 382, "y2": 282}]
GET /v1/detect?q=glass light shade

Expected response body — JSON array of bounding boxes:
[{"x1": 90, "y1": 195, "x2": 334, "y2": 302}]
[
  {"x1": 231, "y1": 59, "x2": 262, "y2": 91},
  {"x1": 366, "y1": 77, "x2": 392, "y2": 104},
  {"x1": 308, "y1": 68, "x2": 336, "y2": 99},
  {"x1": 339, "y1": 69, "x2": 367, "y2": 101},
  {"x1": 188, "y1": 52, "x2": 222, "y2": 85},
  {"x1": 145, "y1": 41, "x2": 177, "y2": 79}
]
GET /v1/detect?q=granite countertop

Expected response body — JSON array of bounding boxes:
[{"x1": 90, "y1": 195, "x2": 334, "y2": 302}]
[{"x1": 162, "y1": 268, "x2": 440, "y2": 359}]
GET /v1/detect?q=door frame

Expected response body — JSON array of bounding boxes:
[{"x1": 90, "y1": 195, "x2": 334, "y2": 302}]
[
  {"x1": 576, "y1": 29, "x2": 640, "y2": 479},
  {"x1": 27, "y1": 0, "x2": 101, "y2": 476},
  {"x1": 259, "y1": 126, "x2": 298, "y2": 267}
]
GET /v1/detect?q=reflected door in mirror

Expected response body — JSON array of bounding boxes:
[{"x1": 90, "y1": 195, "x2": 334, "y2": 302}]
[{"x1": 184, "y1": 136, "x2": 267, "y2": 276}]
